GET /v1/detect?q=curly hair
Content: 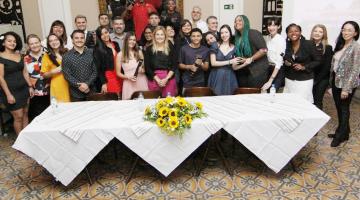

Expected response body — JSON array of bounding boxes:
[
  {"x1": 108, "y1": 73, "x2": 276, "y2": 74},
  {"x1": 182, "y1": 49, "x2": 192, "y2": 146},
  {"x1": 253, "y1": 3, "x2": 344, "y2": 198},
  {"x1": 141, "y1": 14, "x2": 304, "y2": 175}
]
[{"x1": 0, "y1": 31, "x2": 23, "y2": 52}]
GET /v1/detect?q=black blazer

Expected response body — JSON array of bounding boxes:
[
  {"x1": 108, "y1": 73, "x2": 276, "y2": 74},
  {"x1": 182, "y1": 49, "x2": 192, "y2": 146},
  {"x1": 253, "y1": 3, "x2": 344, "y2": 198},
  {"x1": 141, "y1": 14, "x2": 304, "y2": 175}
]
[
  {"x1": 313, "y1": 44, "x2": 333, "y2": 84},
  {"x1": 284, "y1": 39, "x2": 321, "y2": 81},
  {"x1": 93, "y1": 42, "x2": 120, "y2": 85},
  {"x1": 85, "y1": 31, "x2": 95, "y2": 49}
]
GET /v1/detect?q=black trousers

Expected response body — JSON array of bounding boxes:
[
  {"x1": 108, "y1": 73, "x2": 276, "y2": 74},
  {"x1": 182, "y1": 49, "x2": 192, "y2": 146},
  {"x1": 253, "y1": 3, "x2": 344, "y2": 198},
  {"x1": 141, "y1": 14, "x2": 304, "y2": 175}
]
[
  {"x1": 237, "y1": 69, "x2": 268, "y2": 88},
  {"x1": 331, "y1": 78, "x2": 356, "y2": 139},
  {"x1": 313, "y1": 79, "x2": 329, "y2": 110},
  {"x1": 28, "y1": 95, "x2": 50, "y2": 122}
]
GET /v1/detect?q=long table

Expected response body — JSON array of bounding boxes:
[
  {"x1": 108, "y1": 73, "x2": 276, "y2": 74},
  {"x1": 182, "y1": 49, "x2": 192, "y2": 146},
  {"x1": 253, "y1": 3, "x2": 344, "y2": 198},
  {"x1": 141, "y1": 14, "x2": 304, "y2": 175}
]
[{"x1": 13, "y1": 94, "x2": 330, "y2": 186}]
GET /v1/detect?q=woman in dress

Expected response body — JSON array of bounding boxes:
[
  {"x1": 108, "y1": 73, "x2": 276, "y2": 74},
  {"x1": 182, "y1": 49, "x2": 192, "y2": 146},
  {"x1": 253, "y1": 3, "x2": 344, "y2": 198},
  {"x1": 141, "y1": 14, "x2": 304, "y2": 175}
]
[
  {"x1": 208, "y1": 24, "x2": 240, "y2": 95},
  {"x1": 24, "y1": 34, "x2": 49, "y2": 121},
  {"x1": 283, "y1": 23, "x2": 321, "y2": 103},
  {"x1": 233, "y1": 15, "x2": 269, "y2": 88},
  {"x1": 262, "y1": 18, "x2": 286, "y2": 91},
  {"x1": 94, "y1": 26, "x2": 122, "y2": 95},
  {"x1": 41, "y1": 34, "x2": 70, "y2": 102},
  {"x1": 310, "y1": 24, "x2": 333, "y2": 110},
  {"x1": 116, "y1": 32, "x2": 148, "y2": 100},
  {"x1": 329, "y1": 21, "x2": 360, "y2": 147},
  {"x1": 144, "y1": 26, "x2": 177, "y2": 97},
  {"x1": 0, "y1": 32, "x2": 34, "y2": 134}
]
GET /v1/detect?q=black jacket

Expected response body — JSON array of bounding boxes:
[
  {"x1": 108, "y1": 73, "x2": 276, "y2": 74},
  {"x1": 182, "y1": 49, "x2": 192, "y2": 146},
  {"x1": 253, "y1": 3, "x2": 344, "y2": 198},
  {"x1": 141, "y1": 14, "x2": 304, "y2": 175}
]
[
  {"x1": 284, "y1": 39, "x2": 321, "y2": 81},
  {"x1": 313, "y1": 44, "x2": 333, "y2": 84}
]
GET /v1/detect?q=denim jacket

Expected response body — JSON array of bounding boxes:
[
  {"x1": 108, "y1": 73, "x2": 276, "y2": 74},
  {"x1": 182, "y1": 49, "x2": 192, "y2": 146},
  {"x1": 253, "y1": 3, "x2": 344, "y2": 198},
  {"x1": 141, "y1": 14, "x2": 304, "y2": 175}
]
[{"x1": 331, "y1": 40, "x2": 360, "y2": 93}]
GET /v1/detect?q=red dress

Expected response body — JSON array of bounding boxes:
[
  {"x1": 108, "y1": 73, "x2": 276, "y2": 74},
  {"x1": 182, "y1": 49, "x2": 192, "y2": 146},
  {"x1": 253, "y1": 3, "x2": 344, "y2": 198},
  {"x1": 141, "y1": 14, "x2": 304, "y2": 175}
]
[
  {"x1": 132, "y1": 2, "x2": 156, "y2": 41},
  {"x1": 105, "y1": 44, "x2": 122, "y2": 93}
]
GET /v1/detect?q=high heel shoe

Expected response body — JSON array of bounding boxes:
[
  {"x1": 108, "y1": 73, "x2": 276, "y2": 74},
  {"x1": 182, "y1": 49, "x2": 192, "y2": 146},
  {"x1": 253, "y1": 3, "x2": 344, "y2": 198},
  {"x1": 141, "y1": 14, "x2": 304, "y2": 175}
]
[{"x1": 330, "y1": 136, "x2": 349, "y2": 147}]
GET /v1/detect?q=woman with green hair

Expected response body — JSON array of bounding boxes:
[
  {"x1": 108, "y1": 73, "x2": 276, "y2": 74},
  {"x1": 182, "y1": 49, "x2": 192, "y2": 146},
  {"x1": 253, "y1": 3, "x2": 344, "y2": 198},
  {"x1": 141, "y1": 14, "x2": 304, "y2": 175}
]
[{"x1": 233, "y1": 15, "x2": 269, "y2": 88}]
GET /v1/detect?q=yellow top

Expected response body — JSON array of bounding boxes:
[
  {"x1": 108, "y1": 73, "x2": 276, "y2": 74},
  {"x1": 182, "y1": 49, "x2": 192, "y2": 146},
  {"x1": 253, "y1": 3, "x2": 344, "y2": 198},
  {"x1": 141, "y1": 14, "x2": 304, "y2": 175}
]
[{"x1": 41, "y1": 53, "x2": 70, "y2": 102}]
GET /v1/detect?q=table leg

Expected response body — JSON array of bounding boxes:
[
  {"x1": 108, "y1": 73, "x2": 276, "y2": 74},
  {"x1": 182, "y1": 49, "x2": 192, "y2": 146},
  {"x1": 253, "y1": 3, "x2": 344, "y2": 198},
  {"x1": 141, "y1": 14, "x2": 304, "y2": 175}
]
[
  {"x1": 196, "y1": 139, "x2": 210, "y2": 176},
  {"x1": 84, "y1": 167, "x2": 93, "y2": 185},
  {"x1": 290, "y1": 159, "x2": 297, "y2": 173},
  {"x1": 126, "y1": 156, "x2": 139, "y2": 183},
  {"x1": 215, "y1": 138, "x2": 233, "y2": 176}
]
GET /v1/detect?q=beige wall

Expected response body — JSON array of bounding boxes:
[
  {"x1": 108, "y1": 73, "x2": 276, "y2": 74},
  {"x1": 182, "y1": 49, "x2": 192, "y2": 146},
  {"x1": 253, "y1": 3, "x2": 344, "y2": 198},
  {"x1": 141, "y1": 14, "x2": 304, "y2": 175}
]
[
  {"x1": 21, "y1": 0, "x2": 42, "y2": 38},
  {"x1": 243, "y1": 0, "x2": 263, "y2": 31},
  {"x1": 20, "y1": 0, "x2": 263, "y2": 39},
  {"x1": 183, "y1": 0, "x2": 214, "y2": 22},
  {"x1": 70, "y1": 0, "x2": 100, "y2": 31},
  {"x1": 21, "y1": 0, "x2": 99, "y2": 39}
]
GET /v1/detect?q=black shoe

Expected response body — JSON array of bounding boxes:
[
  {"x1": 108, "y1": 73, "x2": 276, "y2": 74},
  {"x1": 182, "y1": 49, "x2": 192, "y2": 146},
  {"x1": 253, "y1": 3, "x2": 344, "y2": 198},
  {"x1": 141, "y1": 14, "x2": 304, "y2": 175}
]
[{"x1": 330, "y1": 137, "x2": 348, "y2": 147}]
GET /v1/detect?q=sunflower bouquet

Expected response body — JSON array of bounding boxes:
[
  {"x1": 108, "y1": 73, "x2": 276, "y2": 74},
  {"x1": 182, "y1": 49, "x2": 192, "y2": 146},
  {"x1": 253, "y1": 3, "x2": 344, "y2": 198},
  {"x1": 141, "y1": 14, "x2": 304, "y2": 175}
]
[{"x1": 144, "y1": 96, "x2": 207, "y2": 138}]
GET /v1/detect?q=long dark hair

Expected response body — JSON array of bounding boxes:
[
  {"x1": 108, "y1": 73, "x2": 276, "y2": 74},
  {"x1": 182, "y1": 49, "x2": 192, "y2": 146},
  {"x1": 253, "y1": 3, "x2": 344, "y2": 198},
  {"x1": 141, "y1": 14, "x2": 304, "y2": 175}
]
[
  {"x1": 218, "y1": 24, "x2": 233, "y2": 45},
  {"x1": 46, "y1": 34, "x2": 67, "y2": 67},
  {"x1": 121, "y1": 32, "x2": 141, "y2": 63},
  {"x1": 0, "y1": 31, "x2": 23, "y2": 52},
  {"x1": 49, "y1": 20, "x2": 68, "y2": 44},
  {"x1": 95, "y1": 26, "x2": 110, "y2": 56},
  {"x1": 334, "y1": 21, "x2": 359, "y2": 52}
]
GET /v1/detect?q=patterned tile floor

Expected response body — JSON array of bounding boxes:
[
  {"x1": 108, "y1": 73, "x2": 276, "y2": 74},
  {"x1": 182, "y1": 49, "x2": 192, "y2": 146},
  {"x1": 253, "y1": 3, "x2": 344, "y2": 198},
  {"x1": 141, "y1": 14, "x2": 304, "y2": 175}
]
[{"x1": 0, "y1": 94, "x2": 359, "y2": 200}]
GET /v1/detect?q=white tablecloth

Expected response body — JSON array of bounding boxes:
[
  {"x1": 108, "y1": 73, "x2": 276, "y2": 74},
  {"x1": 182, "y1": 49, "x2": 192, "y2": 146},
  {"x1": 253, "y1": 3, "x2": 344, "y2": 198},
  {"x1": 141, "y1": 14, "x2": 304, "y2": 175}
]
[{"x1": 12, "y1": 94, "x2": 329, "y2": 186}]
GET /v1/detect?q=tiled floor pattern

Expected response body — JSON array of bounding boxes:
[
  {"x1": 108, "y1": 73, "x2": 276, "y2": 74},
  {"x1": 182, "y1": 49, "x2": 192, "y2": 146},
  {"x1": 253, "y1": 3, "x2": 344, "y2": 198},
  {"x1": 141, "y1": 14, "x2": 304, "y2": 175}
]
[{"x1": 0, "y1": 94, "x2": 359, "y2": 199}]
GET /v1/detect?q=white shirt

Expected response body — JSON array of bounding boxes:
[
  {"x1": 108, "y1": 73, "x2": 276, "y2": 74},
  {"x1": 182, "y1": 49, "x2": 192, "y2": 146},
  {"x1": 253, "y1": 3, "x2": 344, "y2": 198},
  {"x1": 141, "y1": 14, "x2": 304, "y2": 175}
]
[
  {"x1": 265, "y1": 34, "x2": 286, "y2": 69},
  {"x1": 192, "y1": 20, "x2": 208, "y2": 33}
]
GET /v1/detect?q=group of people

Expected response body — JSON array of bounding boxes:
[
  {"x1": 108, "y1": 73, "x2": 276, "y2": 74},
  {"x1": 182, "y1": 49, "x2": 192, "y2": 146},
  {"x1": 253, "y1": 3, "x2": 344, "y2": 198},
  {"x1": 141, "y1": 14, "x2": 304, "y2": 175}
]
[{"x1": 0, "y1": 0, "x2": 359, "y2": 148}]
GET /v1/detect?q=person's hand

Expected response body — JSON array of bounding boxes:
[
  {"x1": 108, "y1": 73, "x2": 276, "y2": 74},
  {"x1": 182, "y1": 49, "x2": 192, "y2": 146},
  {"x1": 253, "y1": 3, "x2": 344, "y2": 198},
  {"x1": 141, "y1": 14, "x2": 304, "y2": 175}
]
[
  {"x1": 29, "y1": 87, "x2": 35, "y2": 98},
  {"x1": 6, "y1": 94, "x2": 15, "y2": 104},
  {"x1": 195, "y1": 58, "x2": 202, "y2": 66},
  {"x1": 77, "y1": 83, "x2": 89, "y2": 93},
  {"x1": 230, "y1": 57, "x2": 242, "y2": 65},
  {"x1": 243, "y1": 57, "x2": 253, "y2": 65},
  {"x1": 341, "y1": 91, "x2": 349, "y2": 99},
  {"x1": 261, "y1": 81, "x2": 272, "y2": 91},
  {"x1": 161, "y1": 78, "x2": 169, "y2": 87},
  {"x1": 101, "y1": 84, "x2": 107, "y2": 94},
  {"x1": 284, "y1": 60, "x2": 292, "y2": 67},
  {"x1": 154, "y1": 77, "x2": 163, "y2": 87},
  {"x1": 127, "y1": 75, "x2": 137, "y2": 82},
  {"x1": 189, "y1": 64, "x2": 198, "y2": 73},
  {"x1": 327, "y1": 88, "x2": 332, "y2": 96},
  {"x1": 293, "y1": 63, "x2": 305, "y2": 71}
]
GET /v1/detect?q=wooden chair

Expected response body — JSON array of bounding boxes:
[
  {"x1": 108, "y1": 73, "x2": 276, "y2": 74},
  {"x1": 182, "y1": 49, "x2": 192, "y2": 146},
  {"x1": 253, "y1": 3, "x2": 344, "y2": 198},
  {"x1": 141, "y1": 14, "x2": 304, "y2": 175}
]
[
  {"x1": 130, "y1": 90, "x2": 162, "y2": 99},
  {"x1": 233, "y1": 87, "x2": 261, "y2": 95},
  {"x1": 182, "y1": 87, "x2": 215, "y2": 97},
  {"x1": 183, "y1": 87, "x2": 232, "y2": 176},
  {"x1": 86, "y1": 92, "x2": 119, "y2": 101}
]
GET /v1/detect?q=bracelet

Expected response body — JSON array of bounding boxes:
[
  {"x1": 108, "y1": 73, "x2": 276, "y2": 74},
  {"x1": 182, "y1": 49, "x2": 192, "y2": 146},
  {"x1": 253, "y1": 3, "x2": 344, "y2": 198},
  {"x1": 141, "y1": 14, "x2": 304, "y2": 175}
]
[{"x1": 228, "y1": 60, "x2": 231, "y2": 65}]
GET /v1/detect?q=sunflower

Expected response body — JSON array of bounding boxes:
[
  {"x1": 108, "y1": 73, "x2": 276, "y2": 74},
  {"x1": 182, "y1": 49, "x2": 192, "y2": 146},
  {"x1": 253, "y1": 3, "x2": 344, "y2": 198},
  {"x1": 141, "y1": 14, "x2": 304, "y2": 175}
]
[
  {"x1": 165, "y1": 96, "x2": 173, "y2": 104},
  {"x1": 156, "y1": 101, "x2": 164, "y2": 110},
  {"x1": 178, "y1": 98, "x2": 187, "y2": 107},
  {"x1": 184, "y1": 114, "x2": 192, "y2": 125},
  {"x1": 159, "y1": 107, "x2": 169, "y2": 117},
  {"x1": 156, "y1": 118, "x2": 165, "y2": 127},
  {"x1": 195, "y1": 102, "x2": 203, "y2": 110},
  {"x1": 144, "y1": 106, "x2": 151, "y2": 114},
  {"x1": 168, "y1": 118, "x2": 179, "y2": 129},
  {"x1": 169, "y1": 109, "x2": 178, "y2": 118}
]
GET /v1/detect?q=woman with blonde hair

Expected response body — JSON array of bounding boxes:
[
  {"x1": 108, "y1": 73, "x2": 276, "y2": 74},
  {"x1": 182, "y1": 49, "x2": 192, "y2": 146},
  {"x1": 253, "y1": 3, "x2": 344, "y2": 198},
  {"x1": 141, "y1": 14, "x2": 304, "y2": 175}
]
[
  {"x1": 310, "y1": 24, "x2": 333, "y2": 110},
  {"x1": 144, "y1": 26, "x2": 177, "y2": 97}
]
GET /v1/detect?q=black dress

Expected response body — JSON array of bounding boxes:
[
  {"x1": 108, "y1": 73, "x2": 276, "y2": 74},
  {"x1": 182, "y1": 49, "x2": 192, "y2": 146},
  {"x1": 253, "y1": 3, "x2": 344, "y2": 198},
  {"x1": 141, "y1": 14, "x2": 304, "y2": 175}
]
[{"x1": 0, "y1": 57, "x2": 29, "y2": 111}]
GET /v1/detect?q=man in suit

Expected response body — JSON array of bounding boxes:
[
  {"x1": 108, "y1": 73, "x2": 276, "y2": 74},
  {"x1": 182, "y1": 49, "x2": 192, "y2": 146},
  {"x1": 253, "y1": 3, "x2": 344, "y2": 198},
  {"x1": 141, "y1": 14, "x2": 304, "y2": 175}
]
[{"x1": 74, "y1": 15, "x2": 95, "y2": 49}]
